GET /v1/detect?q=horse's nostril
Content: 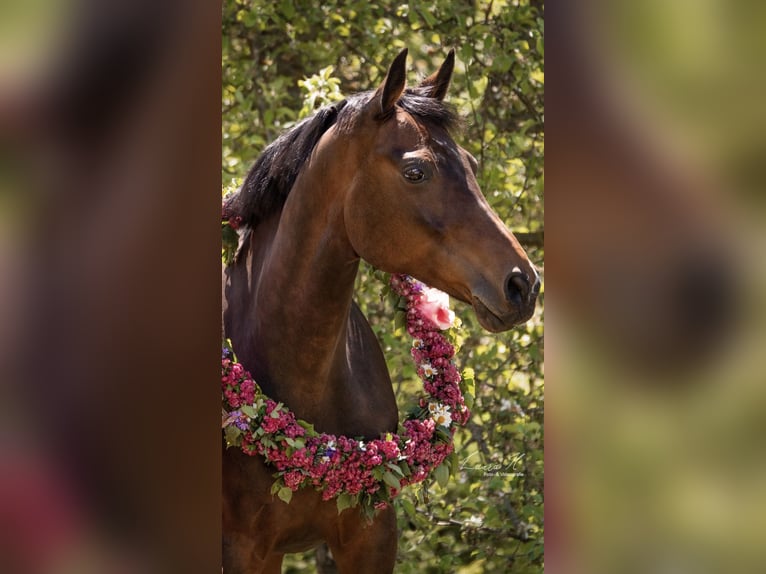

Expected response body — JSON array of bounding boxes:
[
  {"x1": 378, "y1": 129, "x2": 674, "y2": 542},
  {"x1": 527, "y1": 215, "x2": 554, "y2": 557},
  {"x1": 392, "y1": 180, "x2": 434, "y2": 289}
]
[
  {"x1": 673, "y1": 257, "x2": 735, "y2": 338},
  {"x1": 505, "y1": 271, "x2": 530, "y2": 307}
]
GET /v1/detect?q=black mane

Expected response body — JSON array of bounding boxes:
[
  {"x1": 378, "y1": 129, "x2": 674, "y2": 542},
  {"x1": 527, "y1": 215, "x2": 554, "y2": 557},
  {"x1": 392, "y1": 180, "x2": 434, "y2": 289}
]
[{"x1": 224, "y1": 89, "x2": 459, "y2": 228}]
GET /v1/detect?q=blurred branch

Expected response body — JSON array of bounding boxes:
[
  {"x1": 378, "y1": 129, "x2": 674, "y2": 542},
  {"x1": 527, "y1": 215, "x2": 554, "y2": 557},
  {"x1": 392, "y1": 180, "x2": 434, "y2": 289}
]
[
  {"x1": 416, "y1": 508, "x2": 530, "y2": 542},
  {"x1": 466, "y1": 420, "x2": 492, "y2": 460},
  {"x1": 512, "y1": 86, "x2": 543, "y2": 126}
]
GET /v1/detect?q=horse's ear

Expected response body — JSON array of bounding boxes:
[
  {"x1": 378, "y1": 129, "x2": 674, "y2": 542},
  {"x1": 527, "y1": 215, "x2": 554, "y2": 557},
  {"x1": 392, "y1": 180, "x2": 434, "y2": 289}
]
[
  {"x1": 418, "y1": 49, "x2": 455, "y2": 101},
  {"x1": 376, "y1": 48, "x2": 408, "y2": 116}
]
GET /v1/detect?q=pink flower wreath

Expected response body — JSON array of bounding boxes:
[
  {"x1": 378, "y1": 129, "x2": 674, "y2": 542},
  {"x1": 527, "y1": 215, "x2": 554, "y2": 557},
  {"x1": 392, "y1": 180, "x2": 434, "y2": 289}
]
[{"x1": 222, "y1": 274, "x2": 475, "y2": 519}]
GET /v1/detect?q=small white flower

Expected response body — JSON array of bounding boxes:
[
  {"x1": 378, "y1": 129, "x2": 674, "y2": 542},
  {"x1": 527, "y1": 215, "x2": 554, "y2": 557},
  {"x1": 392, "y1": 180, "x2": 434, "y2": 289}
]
[
  {"x1": 500, "y1": 398, "x2": 513, "y2": 412},
  {"x1": 429, "y1": 403, "x2": 452, "y2": 428},
  {"x1": 412, "y1": 337, "x2": 424, "y2": 348},
  {"x1": 466, "y1": 515, "x2": 483, "y2": 527},
  {"x1": 420, "y1": 362, "x2": 438, "y2": 378},
  {"x1": 434, "y1": 412, "x2": 452, "y2": 427}
]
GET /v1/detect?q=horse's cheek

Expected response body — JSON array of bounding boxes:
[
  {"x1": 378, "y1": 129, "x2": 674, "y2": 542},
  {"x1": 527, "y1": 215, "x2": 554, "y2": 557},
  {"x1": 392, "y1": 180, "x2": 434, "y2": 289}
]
[{"x1": 344, "y1": 190, "x2": 388, "y2": 262}]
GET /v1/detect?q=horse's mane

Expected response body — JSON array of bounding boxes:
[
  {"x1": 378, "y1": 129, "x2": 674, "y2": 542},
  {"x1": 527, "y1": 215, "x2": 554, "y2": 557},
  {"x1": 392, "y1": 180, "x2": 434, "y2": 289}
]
[{"x1": 223, "y1": 88, "x2": 459, "y2": 228}]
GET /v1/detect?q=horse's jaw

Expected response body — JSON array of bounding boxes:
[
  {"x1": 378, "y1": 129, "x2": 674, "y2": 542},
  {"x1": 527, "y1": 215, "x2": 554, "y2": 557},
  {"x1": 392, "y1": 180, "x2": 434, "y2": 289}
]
[{"x1": 471, "y1": 294, "x2": 535, "y2": 333}]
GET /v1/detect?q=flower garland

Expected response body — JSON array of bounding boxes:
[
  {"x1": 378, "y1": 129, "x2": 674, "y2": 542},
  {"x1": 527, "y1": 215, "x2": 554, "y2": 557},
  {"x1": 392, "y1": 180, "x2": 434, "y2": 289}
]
[{"x1": 222, "y1": 274, "x2": 475, "y2": 519}]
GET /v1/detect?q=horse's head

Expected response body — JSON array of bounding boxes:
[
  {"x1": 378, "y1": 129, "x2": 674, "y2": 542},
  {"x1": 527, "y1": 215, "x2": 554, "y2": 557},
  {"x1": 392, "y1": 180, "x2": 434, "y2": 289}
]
[{"x1": 341, "y1": 49, "x2": 539, "y2": 332}]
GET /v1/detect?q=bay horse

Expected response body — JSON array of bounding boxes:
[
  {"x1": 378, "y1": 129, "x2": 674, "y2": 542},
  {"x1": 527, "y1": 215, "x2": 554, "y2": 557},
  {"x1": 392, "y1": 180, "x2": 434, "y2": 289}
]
[{"x1": 222, "y1": 49, "x2": 539, "y2": 573}]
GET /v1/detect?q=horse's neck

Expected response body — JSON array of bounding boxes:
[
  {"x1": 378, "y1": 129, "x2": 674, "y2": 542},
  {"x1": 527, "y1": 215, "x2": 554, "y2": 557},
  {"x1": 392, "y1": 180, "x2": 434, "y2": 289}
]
[
  {"x1": 254, "y1": 207, "x2": 359, "y2": 386},
  {"x1": 234, "y1": 162, "x2": 391, "y2": 432}
]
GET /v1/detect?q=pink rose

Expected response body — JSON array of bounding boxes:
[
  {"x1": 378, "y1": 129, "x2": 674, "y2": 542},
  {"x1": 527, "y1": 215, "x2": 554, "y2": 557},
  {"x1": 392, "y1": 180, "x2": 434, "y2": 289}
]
[{"x1": 415, "y1": 287, "x2": 455, "y2": 330}]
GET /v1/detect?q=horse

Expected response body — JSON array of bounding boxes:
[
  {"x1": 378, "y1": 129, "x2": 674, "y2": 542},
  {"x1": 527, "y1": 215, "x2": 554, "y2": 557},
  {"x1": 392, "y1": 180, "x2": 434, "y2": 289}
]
[
  {"x1": 547, "y1": 2, "x2": 736, "y2": 371},
  {"x1": 222, "y1": 48, "x2": 539, "y2": 573}
]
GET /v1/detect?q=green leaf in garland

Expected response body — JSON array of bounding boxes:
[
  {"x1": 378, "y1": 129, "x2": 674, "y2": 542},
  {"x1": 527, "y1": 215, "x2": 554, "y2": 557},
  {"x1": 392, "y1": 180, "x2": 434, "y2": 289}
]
[
  {"x1": 386, "y1": 287, "x2": 400, "y2": 309},
  {"x1": 224, "y1": 425, "x2": 241, "y2": 447},
  {"x1": 435, "y1": 462, "x2": 450, "y2": 489},
  {"x1": 270, "y1": 481, "x2": 282, "y2": 495},
  {"x1": 336, "y1": 492, "x2": 352, "y2": 514},
  {"x1": 383, "y1": 471, "x2": 401, "y2": 490},
  {"x1": 434, "y1": 427, "x2": 451, "y2": 443},
  {"x1": 297, "y1": 420, "x2": 316, "y2": 434},
  {"x1": 394, "y1": 309, "x2": 406, "y2": 332},
  {"x1": 386, "y1": 462, "x2": 404, "y2": 478},
  {"x1": 240, "y1": 405, "x2": 257, "y2": 418},
  {"x1": 380, "y1": 284, "x2": 391, "y2": 302},
  {"x1": 361, "y1": 501, "x2": 376, "y2": 523},
  {"x1": 277, "y1": 486, "x2": 293, "y2": 504}
]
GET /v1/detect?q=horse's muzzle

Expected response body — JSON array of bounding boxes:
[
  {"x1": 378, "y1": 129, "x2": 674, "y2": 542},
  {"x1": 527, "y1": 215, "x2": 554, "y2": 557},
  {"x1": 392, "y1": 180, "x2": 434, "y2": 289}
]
[{"x1": 471, "y1": 285, "x2": 537, "y2": 333}]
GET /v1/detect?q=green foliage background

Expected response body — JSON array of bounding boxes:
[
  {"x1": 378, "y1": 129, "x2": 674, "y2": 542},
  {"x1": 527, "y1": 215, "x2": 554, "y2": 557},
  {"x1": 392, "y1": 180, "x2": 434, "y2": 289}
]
[{"x1": 222, "y1": 1, "x2": 544, "y2": 572}]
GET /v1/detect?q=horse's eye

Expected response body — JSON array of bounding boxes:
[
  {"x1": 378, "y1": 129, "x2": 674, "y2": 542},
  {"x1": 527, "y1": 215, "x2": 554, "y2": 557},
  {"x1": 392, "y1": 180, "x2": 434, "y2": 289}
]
[{"x1": 403, "y1": 165, "x2": 426, "y2": 183}]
